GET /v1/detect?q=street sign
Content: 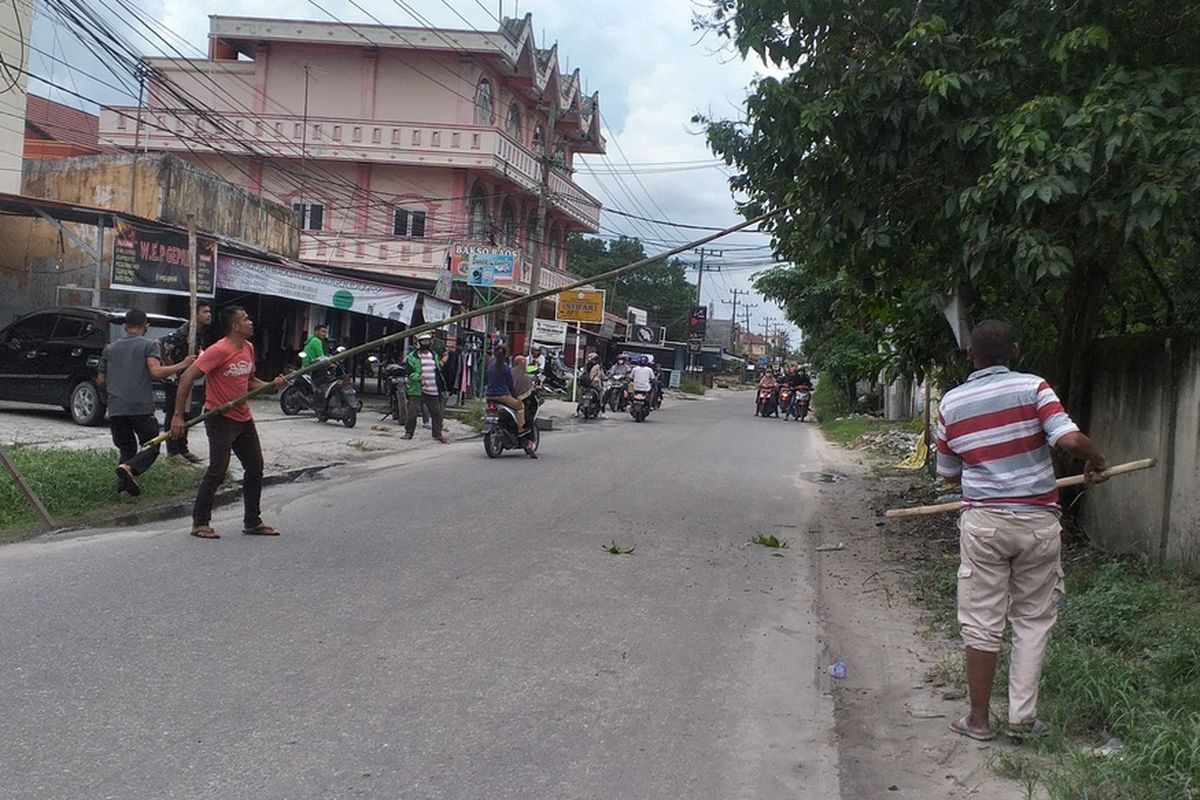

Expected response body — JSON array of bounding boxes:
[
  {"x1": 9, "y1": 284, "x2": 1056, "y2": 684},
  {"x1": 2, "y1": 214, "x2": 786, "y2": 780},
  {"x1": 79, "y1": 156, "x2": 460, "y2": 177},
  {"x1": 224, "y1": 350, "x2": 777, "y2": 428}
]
[
  {"x1": 449, "y1": 244, "x2": 519, "y2": 284},
  {"x1": 556, "y1": 289, "x2": 606, "y2": 324},
  {"x1": 687, "y1": 305, "x2": 708, "y2": 348},
  {"x1": 531, "y1": 318, "x2": 568, "y2": 347}
]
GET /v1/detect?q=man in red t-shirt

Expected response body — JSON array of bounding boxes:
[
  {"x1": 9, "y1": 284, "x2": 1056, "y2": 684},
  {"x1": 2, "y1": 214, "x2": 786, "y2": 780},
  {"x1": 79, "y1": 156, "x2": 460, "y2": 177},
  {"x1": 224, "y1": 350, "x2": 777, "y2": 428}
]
[{"x1": 171, "y1": 305, "x2": 286, "y2": 539}]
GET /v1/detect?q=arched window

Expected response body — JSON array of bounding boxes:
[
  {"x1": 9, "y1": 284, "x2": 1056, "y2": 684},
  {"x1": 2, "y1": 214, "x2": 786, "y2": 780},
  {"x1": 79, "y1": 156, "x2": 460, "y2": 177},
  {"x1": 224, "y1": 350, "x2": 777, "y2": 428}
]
[
  {"x1": 506, "y1": 103, "x2": 521, "y2": 139},
  {"x1": 532, "y1": 124, "x2": 545, "y2": 156},
  {"x1": 549, "y1": 223, "x2": 563, "y2": 270},
  {"x1": 499, "y1": 199, "x2": 516, "y2": 247},
  {"x1": 468, "y1": 185, "x2": 488, "y2": 240},
  {"x1": 474, "y1": 78, "x2": 494, "y2": 126}
]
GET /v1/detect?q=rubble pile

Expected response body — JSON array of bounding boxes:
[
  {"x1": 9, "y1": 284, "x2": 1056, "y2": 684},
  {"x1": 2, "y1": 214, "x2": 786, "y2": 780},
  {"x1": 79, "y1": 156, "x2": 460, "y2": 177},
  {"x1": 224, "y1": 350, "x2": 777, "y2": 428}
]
[{"x1": 853, "y1": 429, "x2": 921, "y2": 457}]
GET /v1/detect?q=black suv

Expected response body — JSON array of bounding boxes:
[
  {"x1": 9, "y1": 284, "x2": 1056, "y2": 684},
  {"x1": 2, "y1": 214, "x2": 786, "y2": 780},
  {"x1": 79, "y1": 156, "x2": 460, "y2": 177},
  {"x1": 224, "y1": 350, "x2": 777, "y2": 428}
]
[{"x1": 0, "y1": 307, "x2": 187, "y2": 426}]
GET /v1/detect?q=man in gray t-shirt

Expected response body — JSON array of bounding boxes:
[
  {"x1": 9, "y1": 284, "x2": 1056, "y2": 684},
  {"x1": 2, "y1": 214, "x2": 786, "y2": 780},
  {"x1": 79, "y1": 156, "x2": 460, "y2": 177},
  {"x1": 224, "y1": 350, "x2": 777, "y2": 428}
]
[{"x1": 97, "y1": 309, "x2": 193, "y2": 496}]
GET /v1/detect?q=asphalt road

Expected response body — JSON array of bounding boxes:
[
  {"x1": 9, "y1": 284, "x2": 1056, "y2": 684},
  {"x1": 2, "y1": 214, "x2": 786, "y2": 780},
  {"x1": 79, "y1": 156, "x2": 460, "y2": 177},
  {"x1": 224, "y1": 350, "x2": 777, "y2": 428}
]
[{"x1": 0, "y1": 390, "x2": 841, "y2": 799}]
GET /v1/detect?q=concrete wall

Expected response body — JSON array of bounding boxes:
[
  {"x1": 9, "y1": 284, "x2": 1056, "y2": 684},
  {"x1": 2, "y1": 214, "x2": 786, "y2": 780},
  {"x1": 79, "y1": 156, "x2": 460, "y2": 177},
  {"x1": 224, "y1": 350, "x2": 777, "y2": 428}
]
[
  {"x1": 1082, "y1": 331, "x2": 1200, "y2": 567},
  {"x1": 0, "y1": 154, "x2": 297, "y2": 325},
  {"x1": 21, "y1": 154, "x2": 298, "y2": 257},
  {"x1": 0, "y1": 0, "x2": 30, "y2": 193}
]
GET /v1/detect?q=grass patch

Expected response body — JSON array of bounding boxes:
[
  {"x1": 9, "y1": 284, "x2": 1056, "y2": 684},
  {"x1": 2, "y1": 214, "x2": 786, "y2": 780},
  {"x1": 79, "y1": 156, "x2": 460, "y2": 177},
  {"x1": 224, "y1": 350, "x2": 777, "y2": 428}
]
[
  {"x1": 0, "y1": 445, "x2": 203, "y2": 537},
  {"x1": 913, "y1": 551, "x2": 1200, "y2": 799},
  {"x1": 820, "y1": 415, "x2": 905, "y2": 447},
  {"x1": 678, "y1": 380, "x2": 706, "y2": 395},
  {"x1": 459, "y1": 399, "x2": 486, "y2": 433}
]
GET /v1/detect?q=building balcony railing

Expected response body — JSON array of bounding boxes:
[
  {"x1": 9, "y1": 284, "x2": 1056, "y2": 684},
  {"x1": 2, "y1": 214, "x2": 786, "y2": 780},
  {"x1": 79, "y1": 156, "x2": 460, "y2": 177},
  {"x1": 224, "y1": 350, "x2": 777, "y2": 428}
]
[{"x1": 98, "y1": 108, "x2": 602, "y2": 232}]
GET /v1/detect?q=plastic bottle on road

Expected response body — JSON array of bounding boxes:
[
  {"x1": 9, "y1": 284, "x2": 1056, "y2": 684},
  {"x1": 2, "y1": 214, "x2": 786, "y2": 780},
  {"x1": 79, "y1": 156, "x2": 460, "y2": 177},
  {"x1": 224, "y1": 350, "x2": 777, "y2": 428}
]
[{"x1": 828, "y1": 661, "x2": 847, "y2": 679}]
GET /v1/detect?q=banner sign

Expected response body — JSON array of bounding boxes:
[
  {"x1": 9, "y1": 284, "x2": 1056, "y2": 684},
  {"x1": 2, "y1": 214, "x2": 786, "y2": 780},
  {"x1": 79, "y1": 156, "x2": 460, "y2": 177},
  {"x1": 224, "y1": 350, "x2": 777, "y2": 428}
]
[
  {"x1": 422, "y1": 296, "x2": 453, "y2": 324},
  {"x1": 449, "y1": 243, "x2": 518, "y2": 284},
  {"x1": 626, "y1": 306, "x2": 648, "y2": 326},
  {"x1": 556, "y1": 289, "x2": 606, "y2": 324},
  {"x1": 531, "y1": 319, "x2": 568, "y2": 347},
  {"x1": 467, "y1": 263, "x2": 494, "y2": 287},
  {"x1": 216, "y1": 255, "x2": 417, "y2": 324},
  {"x1": 687, "y1": 306, "x2": 708, "y2": 346},
  {"x1": 110, "y1": 217, "x2": 216, "y2": 297}
]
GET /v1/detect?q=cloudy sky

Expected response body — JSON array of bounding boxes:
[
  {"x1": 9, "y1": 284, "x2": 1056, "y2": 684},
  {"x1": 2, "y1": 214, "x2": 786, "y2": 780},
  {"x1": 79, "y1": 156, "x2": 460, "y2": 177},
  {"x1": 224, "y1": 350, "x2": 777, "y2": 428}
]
[{"x1": 28, "y1": 0, "x2": 797, "y2": 345}]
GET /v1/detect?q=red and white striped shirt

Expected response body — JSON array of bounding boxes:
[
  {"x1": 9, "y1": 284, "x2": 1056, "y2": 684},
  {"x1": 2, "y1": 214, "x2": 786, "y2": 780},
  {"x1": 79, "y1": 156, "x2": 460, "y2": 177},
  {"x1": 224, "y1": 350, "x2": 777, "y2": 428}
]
[{"x1": 936, "y1": 366, "x2": 1079, "y2": 510}]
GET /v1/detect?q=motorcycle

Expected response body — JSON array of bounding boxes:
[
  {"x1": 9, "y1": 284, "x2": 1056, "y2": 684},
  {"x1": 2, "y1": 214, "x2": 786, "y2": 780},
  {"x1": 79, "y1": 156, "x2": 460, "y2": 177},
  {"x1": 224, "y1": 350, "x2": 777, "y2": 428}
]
[
  {"x1": 755, "y1": 385, "x2": 779, "y2": 418},
  {"x1": 629, "y1": 389, "x2": 651, "y2": 422},
  {"x1": 778, "y1": 385, "x2": 795, "y2": 419},
  {"x1": 794, "y1": 386, "x2": 812, "y2": 421},
  {"x1": 604, "y1": 375, "x2": 629, "y2": 412},
  {"x1": 278, "y1": 349, "x2": 361, "y2": 428},
  {"x1": 380, "y1": 359, "x2": 411, "y2": 423},
  {"x1": 577, "y1": 378, "x2": 602, "y2": 420},
  {"x1": 483, "y1": 391, "x2": 541, "y2": 458}
]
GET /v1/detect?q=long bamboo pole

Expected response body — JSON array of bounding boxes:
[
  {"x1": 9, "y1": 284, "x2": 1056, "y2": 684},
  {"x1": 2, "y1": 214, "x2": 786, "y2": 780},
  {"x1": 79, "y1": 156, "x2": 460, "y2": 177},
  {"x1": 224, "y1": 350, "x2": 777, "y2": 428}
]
[
  {"x1": 883, "y1": 458, "x2": 1157, "y2": 518},
  {"x1": 139, "y1": 207, "x2": 790, "y2": 451}
]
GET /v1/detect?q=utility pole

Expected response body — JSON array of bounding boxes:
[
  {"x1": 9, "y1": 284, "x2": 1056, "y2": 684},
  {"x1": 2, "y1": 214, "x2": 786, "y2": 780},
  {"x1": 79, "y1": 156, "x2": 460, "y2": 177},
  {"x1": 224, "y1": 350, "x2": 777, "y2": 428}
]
[
  {"x1": 693, "y1": 247, "x2": 722, "y2": 306},
  {"x1": 721, "y1": 288, "x2": 750, "y2": 351},
  {"x1": 524, "y1": 92, "x2": 559, "y2": 355}
]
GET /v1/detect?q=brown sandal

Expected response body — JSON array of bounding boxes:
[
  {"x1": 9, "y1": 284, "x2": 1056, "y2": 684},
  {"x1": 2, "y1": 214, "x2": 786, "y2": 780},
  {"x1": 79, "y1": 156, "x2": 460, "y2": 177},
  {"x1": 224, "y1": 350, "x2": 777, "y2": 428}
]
[
  {"x1": 243, "y1": 523, "x2": 280, "y2": 536},
  {"x1": 190, "y1": 525, "x2": 220, "y2": 539}
]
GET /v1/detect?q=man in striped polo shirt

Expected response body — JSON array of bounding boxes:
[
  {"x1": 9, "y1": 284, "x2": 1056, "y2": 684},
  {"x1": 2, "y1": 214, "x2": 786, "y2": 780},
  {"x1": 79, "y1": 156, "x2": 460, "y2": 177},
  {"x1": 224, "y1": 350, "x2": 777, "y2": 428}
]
[{"x1": 937, "y1": 320, "x2": 1108, "y2": 742}]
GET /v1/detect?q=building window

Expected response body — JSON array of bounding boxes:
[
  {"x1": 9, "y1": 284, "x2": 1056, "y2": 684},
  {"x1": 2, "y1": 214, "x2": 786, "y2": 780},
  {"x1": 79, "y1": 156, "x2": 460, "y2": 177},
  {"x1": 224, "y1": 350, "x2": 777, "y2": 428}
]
[
  {"x1": 293, "y1": 201, "x2": 324, "y2": 231},
  {"x1": 468, "y1": 186, "x2": 488, "y2": 240},
  {"x1": 474, "y1": 78, "x2": 494, "y2": 126},
  {"x1": 499, "y1": 200, "x2": 516, "y2": 246},
  {"x1": 393, "y1": 208, "x2": 427, "y2": 237},
  {"x1": 532, "y1": 124, "x2": 545, "y2": 156},
  {"x1": 506, "y1": 103, "x2": 521, "y2": 139}
]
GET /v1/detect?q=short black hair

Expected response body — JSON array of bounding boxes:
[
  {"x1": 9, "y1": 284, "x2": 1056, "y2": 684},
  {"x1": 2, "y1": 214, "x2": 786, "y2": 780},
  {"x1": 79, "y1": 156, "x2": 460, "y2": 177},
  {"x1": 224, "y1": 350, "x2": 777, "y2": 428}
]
[
  {"x1": 123, "y1": 308, "x2": 148, "y2": 328},
  {"x1": 197, "y1": 300, "x2": 212, "y2": 313},
  {"x1": 970, "y1": 319, "x2": 1015, "y2": 365},
  {"x1": 314, "y1": 324, "x2": 327, "y2": 332},
  {"x1": 220, "y1": 305, "x2": 246, "y2": 335}
]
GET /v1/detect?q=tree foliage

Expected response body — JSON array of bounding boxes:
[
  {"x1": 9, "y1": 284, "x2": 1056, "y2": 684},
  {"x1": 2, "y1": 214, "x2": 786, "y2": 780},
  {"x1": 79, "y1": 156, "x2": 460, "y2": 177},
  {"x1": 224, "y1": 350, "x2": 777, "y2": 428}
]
[
  {"x1": 699, "y1": 0, "x2": 1200, "y2": 409},
  {"x1": 566, "y1": 235, "x2": 697, "y2": 340}
]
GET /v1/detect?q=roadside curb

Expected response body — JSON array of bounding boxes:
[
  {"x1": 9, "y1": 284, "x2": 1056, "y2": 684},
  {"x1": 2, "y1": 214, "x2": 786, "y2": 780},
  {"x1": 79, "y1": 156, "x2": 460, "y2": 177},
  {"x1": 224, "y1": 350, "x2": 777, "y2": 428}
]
[{"x1": 9, "y1": 462, "x2": 344, "y2": 543}]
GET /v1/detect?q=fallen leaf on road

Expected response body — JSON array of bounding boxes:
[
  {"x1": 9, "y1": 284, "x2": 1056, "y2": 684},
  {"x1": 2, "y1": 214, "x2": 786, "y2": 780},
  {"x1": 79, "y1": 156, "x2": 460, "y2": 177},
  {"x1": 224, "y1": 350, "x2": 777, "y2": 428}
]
[{"x1": 601, "y1": 540, "x2": 635, "y2": 555}]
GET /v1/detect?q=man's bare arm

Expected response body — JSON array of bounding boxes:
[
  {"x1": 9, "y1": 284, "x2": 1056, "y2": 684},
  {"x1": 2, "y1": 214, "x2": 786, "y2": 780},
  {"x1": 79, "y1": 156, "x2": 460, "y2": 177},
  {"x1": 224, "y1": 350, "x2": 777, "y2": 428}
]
[{"x1": 1055, "y1": 431, "x2": 1110, "y2": 484}]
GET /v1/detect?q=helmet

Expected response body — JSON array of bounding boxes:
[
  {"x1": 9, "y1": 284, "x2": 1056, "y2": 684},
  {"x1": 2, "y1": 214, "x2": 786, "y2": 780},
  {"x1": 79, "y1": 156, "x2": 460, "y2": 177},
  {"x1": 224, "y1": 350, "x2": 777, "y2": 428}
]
[
  {"x1": 416, "y1": 332, "x2": 433, "y2": 342},
  {"x1": 586, "y1": 352, "x2": 600, "y2": 363}
]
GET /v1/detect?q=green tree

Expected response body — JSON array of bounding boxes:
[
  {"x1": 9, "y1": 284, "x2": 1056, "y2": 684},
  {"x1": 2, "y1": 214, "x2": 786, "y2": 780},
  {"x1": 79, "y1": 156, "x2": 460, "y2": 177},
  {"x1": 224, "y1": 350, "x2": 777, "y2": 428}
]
[
  {"x1": 566, "y1": 234, "x2": 698, "y2": 340},
  {"x1": 699, "y1": 0, "x2": 1200, "y2": 408}
]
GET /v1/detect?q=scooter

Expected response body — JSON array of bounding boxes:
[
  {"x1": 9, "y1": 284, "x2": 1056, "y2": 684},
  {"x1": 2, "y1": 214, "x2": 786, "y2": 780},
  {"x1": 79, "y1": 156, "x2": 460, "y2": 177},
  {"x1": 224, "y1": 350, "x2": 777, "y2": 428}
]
[
  {"x1": 604, "y1": 375, "x2": 629, "y2": 412},
  {"x1": 629, "y1": 389, "x2": 651, "y2": 422},
  {"x1": 756, "y1": 386, "x2": 779, "y2": 418},
  {"x1": 778, "y1": 385, "x2": 795, "y2": 419},
  {"x1": 279, "y1": 349, "x2": 361, "y2": 428},
  {"x1": 794, "y1": 386, "x2": 812, "y2": 421},
  {"x1": 577, "y1": 382, "x2": 602, "y2": 420},
  {"x1": 483, "y1": 391, "x2": 541, "y2": 458}
]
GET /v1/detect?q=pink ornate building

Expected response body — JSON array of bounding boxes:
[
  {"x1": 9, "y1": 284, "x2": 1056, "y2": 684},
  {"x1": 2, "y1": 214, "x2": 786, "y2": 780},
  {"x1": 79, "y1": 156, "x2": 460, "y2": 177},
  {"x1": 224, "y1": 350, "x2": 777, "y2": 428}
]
[{"x1": 98, "y1": 13, "x2": 604, "y2": 301}]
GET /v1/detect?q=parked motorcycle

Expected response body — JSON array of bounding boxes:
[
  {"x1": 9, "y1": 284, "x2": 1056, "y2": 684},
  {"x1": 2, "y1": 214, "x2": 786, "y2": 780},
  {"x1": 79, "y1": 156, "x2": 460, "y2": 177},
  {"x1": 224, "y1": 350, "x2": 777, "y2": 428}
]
[
  {"x1": 279, "y1": 349, "x2": 361, "y2": 428},
  {"x1": 483, "y1": 391, "x2": 541, "y2": 458},
  {"x1": 778, "y1": 385, "x2": 795, "y2": 419},
  {"x1": 380, "y1": 359, "x2": 410, "y2": 423},
  {"x1": 756, "y1": 386, "x2": 779, "y2": 418},
  {"x1": 629, "y1": 389, "x2": 651, "y2": 422}
]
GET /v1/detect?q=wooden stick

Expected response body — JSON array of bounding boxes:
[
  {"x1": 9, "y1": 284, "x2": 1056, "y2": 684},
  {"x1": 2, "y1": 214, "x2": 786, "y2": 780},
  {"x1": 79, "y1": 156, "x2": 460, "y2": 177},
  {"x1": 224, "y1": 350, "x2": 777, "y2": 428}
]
[
  {"x1": 883, "y1": 458, "x2": 1157, "y2": 519},
  {"x1": 0, "y1": 445, "x2": 55, "y2": 529}
]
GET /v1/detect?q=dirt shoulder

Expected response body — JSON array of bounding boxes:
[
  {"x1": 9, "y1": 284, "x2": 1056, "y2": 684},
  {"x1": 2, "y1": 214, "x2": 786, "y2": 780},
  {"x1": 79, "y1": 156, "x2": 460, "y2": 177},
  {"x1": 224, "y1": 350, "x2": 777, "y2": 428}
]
[{"x1": 807, "y1": 440, "x2": 1023, "y2": 799}]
